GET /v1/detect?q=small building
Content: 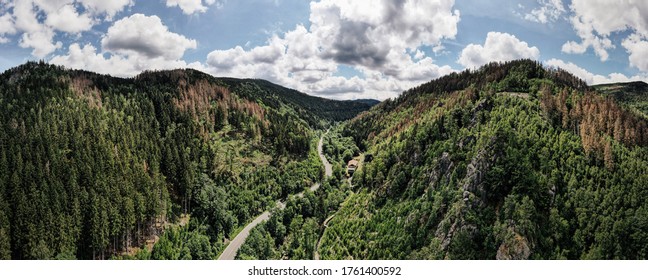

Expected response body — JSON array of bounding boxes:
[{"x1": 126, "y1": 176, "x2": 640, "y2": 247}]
[{"x1": 347, "y1": 159, "x2": 359, "y2": 177}]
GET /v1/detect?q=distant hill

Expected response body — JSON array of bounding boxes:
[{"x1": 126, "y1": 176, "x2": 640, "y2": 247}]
[
  {"x1": 0, "y1": 61, "x2": 371, "y2": 259},
  {"x1": 594, "y1": 81, "x2": 648, "y2": 118},
  {"x1": 350, "y1": 99, "x2": 381, "y2": 107},
  {"x1": 216, "y1": 77, "x2": 374, "y2": 125}
]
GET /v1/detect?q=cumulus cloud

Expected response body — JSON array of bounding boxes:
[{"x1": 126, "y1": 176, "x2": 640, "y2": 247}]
[
  {"x1": 166, "y1": 0, "x2": 223, "y2": 15},
  {"x1": 545, "y1": 58, "x2": 648, "y2": 85},
  {"x1": 0, "y1": 13, "x2": 16, "y2": 43},
  {"x1": 0, "y1": 0, "x2": 132, "y2": 57},
  {"x1": 311, "y1": 0, "x2": 460, "y2": 69},
  {"x1": 50, "y1": 43, "x2": 204, "y2": 77},
  {"x1": 562, "y1": 0, "x2": 648, "y2": 62},
  {"x1": 458, "y1": 32, "x2": 540, "y2": 69},
  {"x1": 77, "y1": 0, "x2": 134, "y2": 20},
  {"x1": 523, "y1": 0, "x2": 565, "y2": 23},
  {"x1": 44, "y1": 4, "x2": 94, "y2": 33},
  {"x1": 206, "y1": 37, "x2": 283, "y2": 70},
  {"x1": 19, "y1": 29, "x2": 63, "y2": 58},
  {"x1": 622, "y1": 34, "x2": 648, "y2": 73},
  {"x1": 101, "y1": 14, "x2": 197, "y2": 60},
  {"x1": 51, "y1": 14, "x2": 201, "y2": 77},
  {"x1": 205, "y1": 0, "x2": 460, "y2": 100}
]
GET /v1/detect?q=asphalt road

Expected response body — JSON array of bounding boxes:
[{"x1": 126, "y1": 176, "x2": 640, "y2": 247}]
[{"x1": 218, "y1": 130, "x2": 332, "y2": 260}]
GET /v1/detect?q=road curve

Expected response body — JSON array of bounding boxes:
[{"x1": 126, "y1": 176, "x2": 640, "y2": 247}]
[
  {"x1": 218, "y1": 130, "x2": 332, "y2": 260},
  {"x1": 318, "y1": 129, "x2": 333, "y2": 177}
]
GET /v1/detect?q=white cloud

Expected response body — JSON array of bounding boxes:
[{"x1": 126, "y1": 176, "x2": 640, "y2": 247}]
[
  {"x1": 2, "y1": 0, "x2": 132, "y2": 57},
  {"x1": 545, "y1": 58, "x2": 648, "y2": 85},
  {"x1": 44, "y1": 4, "x2": 93, "y2": 33},
  {"x1": 50, "y1": 43, "x2": 204, "y2": 77},
  {"x1": 205, "y1": 0, "x2": 461, "y2": 100},
  {"x1": 19, "y1": 29, "x2": 63, "y2": 58},
  {"x1": 0, "y1": 13, "x2": 16, "y2": 42},
  {"x1": 622, "y1": 34, "x2": 648, "y2": 73},
  {"x1": 310, "y1": 0, "x2": 460, "y2": 69},
  {"x1": 11, "y1": 0, "x2": 61, "y2": 57},
  {"x1": 77, "y1": 0, "x2": 133, "y2": 20},
  {"x1": 166, "y1": 0, "x2": 223, "y2": 15},
  {"x1": 101, "y1": 14, "x2": 197, "y2": 60},
  {"x1": 562, "y1": 0, "x2": 648, "y2": 62},
  {"x1": 51, "y1": 14, "x2": 201, "y2": 78},
  {"x1": 523, "y1": 0, "x2": 565, "y2": 23},
  {"x1": 13, "y1": 0, "x2": 42, "y2": 33},
  {"x1": 458, "y1": 32, "x2": 540, "y2": 69}
]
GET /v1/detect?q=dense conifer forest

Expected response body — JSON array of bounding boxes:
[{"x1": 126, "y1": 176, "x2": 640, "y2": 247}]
[{"x1": 0, "y1": 62, "x2": 371, "y2": 259}]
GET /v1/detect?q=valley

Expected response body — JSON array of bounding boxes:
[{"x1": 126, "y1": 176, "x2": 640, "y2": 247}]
[
  {"x1": 218, "y1": 130, "x2": 333, "y2": 260},
  {"x1": 1, "y1": 60, "x2": 647, "y2": 260}
]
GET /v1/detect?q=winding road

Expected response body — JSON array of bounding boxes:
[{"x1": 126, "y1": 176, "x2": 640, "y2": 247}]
[{"x1": 218, "y1": 130, "x2": 332, "y2": 260}]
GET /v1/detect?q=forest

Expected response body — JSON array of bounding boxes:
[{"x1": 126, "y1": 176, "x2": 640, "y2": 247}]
[
  {"x1": 2, "y1": 59, "x2": 647, "y2": 260},
  {"x1": 316, "y1": 59, "x2": 648, "y2": 259},
  {"x1": 0, "y1": 61, "x2": 370, "y2": 259},
  {"x1": 233, "y1": 126, "x2": 359, "y2": 260}
]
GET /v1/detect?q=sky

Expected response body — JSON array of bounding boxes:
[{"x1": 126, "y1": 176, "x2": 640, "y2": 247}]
[{"x1": 0, "y1": 0, "x2": 647, "y2": 100}]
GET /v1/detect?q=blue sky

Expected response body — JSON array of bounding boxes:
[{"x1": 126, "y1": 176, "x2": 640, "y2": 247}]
[{"x1": 0, "y1": 0, "x2": 647, "y2": 100}]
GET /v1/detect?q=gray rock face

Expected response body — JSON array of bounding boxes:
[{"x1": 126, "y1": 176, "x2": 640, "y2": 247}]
[
  {"x1": 462, "y1": 149, "x2": 490, "y2": 205},
  {"x1": 427, "y1": 152, "x2": 453, "y2": 192},
  {"x1": 496, "y1": 232, "x2": 531, "y2": 260}
]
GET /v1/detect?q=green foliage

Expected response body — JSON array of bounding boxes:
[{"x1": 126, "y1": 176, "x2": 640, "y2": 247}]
[
  {"x1": 0, "y1": 62, "x2": 368, "y2": 259},
  {"x1": 321, "y1": 60, "x2": 648, "y2": 260},
  {"x1": 237, "y1": 167, "x2": 352, "y2": 260},
  {"x1": 236, "y1": 225, "x2": 278, "y2": 260},
  {"x1": 151, "y1": 225, "x2": 214, "y2": 260},
  {"x1": 594, "y1": 81, "x2": 648, "y2": 118},
  {"x1": 323, "y1": 126, "x2": 360, "y2": 165}
]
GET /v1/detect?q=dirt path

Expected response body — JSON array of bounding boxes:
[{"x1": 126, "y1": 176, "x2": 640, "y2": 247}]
[
  {"x1": 218, "y1": 130, "x2": 332, "y2": 260},
  {"x1": 314, "y1": 214, "x2": 335, "y2": 260}
]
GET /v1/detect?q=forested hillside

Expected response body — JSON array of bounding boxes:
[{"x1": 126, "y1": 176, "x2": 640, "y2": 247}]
[
  {"x1": 319, "y1": 60, "x2": 648, "y2": 259},
  {"x1": 0, "y1": 61, "x2": 370, "y2": 259},
  {"x1": 594, "y1": 81, "x2": 648, "y2": 118},
  {"x1": 2, "y1": 60, "x2": 647, "y2": 260}
]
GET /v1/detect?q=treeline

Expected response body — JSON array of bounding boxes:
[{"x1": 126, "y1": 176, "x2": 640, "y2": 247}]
[{"x1": 0, "y1": 61, "x2": 341, "y2": 259}]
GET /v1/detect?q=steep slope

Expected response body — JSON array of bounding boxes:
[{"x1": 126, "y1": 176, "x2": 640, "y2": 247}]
[
  {"x1": 319, "y1": 59, "x2": 648, "y2": 260},
  {"x1": 0, "y1": 62, "x2": 370, "y2": 259}
]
